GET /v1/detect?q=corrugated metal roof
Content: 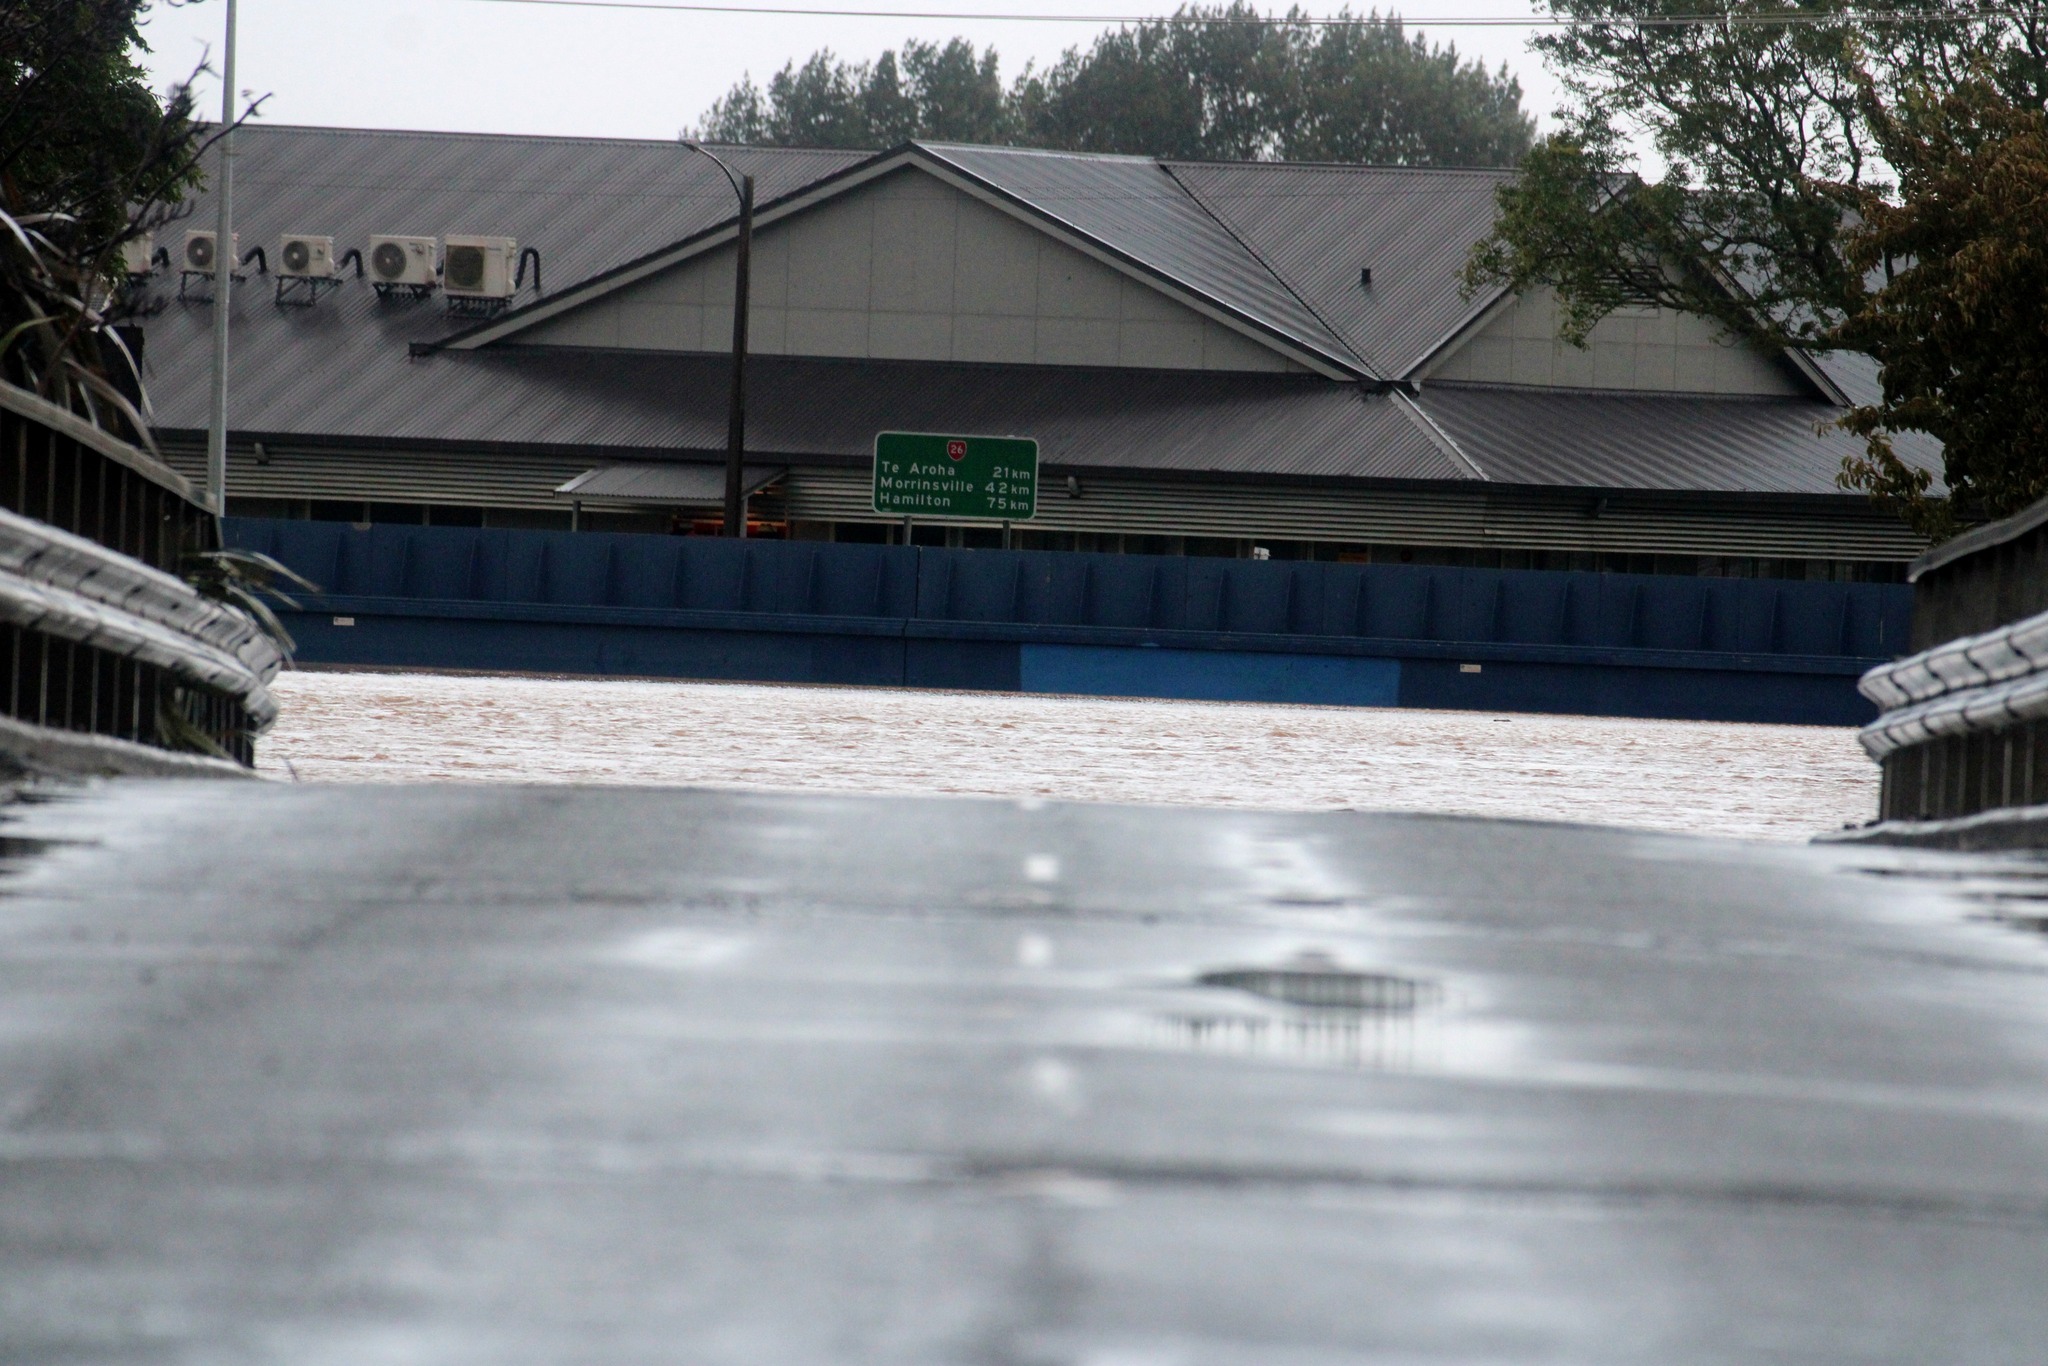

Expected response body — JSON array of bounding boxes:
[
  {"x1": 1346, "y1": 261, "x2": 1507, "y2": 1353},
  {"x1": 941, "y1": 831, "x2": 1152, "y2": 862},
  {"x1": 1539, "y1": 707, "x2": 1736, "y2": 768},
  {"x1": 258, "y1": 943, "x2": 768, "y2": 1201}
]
[
  {"x1": 197, "y1": 125, "x2": 865, "y2": 336},
  {"x1": 1908, "y1": 492, "x2": 2048, "y2": 581},
  {"x1": 439, "y1": 141, "x2": 1374, "y2": 374},
  {"x1": 136, "y1": 124, "x2": 866, "y2": 439},
  {"x1": 914, "y1": 144, "x2": 1369, "y2": 375},
  {"x1": 491, "y1": 351, "x2": 1450, "y2": 479},
  {"x1": 557, "y1": 463, "x2": 783, "y2": 502},
  {"x1": 163, "y1": 443, "x2": 597, "y2": 511},
  {"x1": 1808, "y1": 349, "x2": 1884, "y2": 409},
  {"x1": 145, "y1": 310, "x2": 1453, "y2": 479},
  {"x1": 1164, "y1": 161, "x2": 1512, "y2": 378},
  {"x1": 1416, "y1": 384, "x2": 1940, "y2": 496},
  {"x1": 133, "y1": 124, "x2": 1931, "y2": 509}
]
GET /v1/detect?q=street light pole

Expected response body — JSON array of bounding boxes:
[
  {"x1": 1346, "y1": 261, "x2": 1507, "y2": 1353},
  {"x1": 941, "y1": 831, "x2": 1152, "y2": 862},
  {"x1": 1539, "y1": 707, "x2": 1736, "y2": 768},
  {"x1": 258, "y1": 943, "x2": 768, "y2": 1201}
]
[
  {"x1": 204, "y1": 0, "x2": 238, "y2": 519},
  {"x1": 684, "y1": 143, "x2": 754, "y2": 539}
]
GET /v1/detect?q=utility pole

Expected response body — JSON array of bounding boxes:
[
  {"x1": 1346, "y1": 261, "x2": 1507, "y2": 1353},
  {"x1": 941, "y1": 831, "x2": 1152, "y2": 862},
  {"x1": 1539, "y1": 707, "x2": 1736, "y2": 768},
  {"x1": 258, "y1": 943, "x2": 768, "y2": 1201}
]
[
  {"x1": 723, "y1": 174, "x2": 753, "y2": 539},
  {"x1": 684, "y1": 143, "x2": 753, "y2": 539},
  {"x1": 204, "y1": 0, "x2": 238, "y2": 519}
]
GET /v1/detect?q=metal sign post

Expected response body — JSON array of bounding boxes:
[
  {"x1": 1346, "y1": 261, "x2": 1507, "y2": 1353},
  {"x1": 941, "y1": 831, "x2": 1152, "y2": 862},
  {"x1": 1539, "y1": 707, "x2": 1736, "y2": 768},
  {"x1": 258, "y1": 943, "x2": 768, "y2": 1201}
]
[{"x1": 872, "y1": 432, "x2": 1038, "y2": 523}]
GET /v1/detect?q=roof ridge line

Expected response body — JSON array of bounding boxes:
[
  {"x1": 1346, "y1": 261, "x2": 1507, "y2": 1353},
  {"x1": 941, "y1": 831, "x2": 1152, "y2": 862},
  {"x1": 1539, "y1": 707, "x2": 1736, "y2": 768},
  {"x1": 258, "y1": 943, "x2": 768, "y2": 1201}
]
[
  {"x1": 1163, "y1": 157, "x2": 1515, "y2": 176},
  {"x1": 915, "y1": 140, "x2": 1155, "y2": 163},
  {"x1": 428, "y1": 144, "x2": 919, "y2": 351},
  {"x1": 225, "y1": 122, "x2": 875, "y2": 154},
  {"x1": 1158, "y1": 162, "x2": 1381, "y2": 380},
  {"x1": 1389, "y1": 390, "x2": 1487, "y2": 481},
  {"x1": 912, "y1": 146, "x2": 1364, "y2": 378}
]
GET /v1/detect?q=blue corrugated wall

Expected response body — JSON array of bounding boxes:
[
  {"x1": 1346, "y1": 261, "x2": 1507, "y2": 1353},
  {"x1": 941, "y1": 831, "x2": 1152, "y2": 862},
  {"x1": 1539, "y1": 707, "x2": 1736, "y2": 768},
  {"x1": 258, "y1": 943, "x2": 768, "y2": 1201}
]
[{"x1": 228, "y1": 518, "x2": 1911, "y2": 724}]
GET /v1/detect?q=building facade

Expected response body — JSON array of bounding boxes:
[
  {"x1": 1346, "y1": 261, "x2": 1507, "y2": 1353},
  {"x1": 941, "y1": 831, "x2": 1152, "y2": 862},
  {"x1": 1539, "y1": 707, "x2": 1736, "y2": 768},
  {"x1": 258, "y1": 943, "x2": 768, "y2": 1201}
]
[{"x1": 138, "y1": 126, "x2": 1934, "y2": 581}]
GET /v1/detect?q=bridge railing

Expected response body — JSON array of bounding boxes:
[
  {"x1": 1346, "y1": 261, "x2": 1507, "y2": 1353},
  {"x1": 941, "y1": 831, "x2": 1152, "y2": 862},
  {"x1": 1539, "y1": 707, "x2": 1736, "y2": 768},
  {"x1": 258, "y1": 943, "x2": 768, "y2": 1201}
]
[{"x1": 0, "y1": 386, "x2": 277, "y2": 770}]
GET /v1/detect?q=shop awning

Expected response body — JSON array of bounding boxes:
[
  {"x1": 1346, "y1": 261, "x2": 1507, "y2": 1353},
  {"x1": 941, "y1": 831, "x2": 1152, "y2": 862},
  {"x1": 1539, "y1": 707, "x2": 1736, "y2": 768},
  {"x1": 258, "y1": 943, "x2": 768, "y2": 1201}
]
[{"x1": 555, "y1": 462, "x2": 785, "y2": 504}]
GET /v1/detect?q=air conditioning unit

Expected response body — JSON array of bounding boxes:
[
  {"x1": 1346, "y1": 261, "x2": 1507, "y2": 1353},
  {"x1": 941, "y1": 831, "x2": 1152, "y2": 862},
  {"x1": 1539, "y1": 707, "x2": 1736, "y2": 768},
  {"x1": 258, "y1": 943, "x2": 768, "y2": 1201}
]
[
  {"x1": 183, "y1": 229, "x2": 237, "y2": 274},
  {"x1": 276, "y1": 233, "x2": 335, "y2": 279},
  {"x1": 441, "y1": 235, "x2": 517, "y2": 299},
  {"x1": 119, "y1": 234, "x2": 155, "y2": 277},
  {"x1": 367, "y1": 234, "x2": 438, "y2": 288}
]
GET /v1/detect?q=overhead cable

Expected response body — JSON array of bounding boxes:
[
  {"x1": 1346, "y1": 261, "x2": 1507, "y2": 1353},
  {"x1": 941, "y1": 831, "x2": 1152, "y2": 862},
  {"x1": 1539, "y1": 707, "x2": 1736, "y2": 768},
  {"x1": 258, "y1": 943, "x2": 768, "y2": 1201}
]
[{"x1": 451, "y1": 0, "x2": 2030, "y2": 26}]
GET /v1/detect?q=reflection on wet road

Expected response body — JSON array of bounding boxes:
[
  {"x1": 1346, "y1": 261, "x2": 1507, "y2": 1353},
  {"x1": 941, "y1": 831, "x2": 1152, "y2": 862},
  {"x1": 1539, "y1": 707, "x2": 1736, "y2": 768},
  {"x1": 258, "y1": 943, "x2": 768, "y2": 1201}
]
[{"x1": 2, "y1": 781, "x2": 2047, "y2": 1362}]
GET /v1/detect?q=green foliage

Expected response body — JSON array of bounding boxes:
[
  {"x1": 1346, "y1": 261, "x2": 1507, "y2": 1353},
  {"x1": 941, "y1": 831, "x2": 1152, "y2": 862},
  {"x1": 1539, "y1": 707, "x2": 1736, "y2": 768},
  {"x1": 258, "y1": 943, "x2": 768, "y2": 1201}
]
[
  {"x1": 1, "y1": 1, "x2": 200, "y2": 250},
  {"x1": 1286, "y1": 16, "x2": 1535, "y2": 164},
  {"x1": 694, "y1": 5, "x2": 1533, "y2": 166},
  {"x1": 1836, "y1": 81, "x2": 2048, "y2": 537},
  {"x1": 155, "y1": 690, "x2": 233, "y2": 759},
  {"x1": 1465, "y1": 0, "x2": 2048, "y2": 536},
  {"x1": 1, "y1": 0, "x2": 216, "y2": 432},
  {"x1": 698, "y1": 38, "x2": 1010, "y2": 148},
  {"x1": 180, "y1": 547, "x2": 318, "y2": 657}
]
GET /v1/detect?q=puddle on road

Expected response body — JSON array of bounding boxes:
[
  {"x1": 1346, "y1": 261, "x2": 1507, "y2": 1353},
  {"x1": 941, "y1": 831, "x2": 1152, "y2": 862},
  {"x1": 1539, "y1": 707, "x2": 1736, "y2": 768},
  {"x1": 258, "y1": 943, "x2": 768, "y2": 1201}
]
[
  {"x1": 1127, "y1": 946, "x2": 1468, "y2": 1073},
  {"x1": 0, "y1": 800, "x2": 80, "y2": 883},
  {"x1": 1196, "y1": 951, "x2": 1436, "y2": 1012},
  {"x1": 1147, "y1": 1008, "x2": 1439, "y2": 1071},
  {"x1": 1848, "y1": 856, "x2": 2048, "y2": 943}
]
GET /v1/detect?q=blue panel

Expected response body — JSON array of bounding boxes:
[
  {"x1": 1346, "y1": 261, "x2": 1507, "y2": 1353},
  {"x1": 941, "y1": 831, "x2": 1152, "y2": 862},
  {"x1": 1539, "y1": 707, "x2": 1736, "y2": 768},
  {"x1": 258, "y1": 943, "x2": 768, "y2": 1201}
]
[
  {"x1": 1096, "y1": 556, "x2": 1182, "y2": 630},
  {"x1": 283, "y1": 614, "x2": 908, "y2": 687},
  {"x1": 609, "y1": 537, "x2": 685, "y2": 609},
  {"x1": 227, "y1": 520, "x2": 1913, "y2": 726},
  {"x1": 1399, "y1": 658, "x2": 1876, "y2": 726},
  {"x1": 225, "y1": 519, "x2": 1914, "y2": 663},
  {"x1": 1351, "y1": 566, "x2": 1436, "y2": 640},
  {"x1": 1021, "y1": 645, "x2": 1400, "y2": 706},
  {"x1": 1213, "y1": 561, "x2": 1296, "y2": 635},
  {"x1": 906, "y1": 640, "x2": 1021, "y2": 691}
]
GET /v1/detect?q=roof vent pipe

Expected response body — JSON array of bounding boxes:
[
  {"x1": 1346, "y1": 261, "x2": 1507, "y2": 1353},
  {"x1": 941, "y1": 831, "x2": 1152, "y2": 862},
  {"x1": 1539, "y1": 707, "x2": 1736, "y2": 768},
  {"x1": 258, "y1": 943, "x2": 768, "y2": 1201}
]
[{"x1": 1359, "y1": 267, "x2": 1373, "y2": 289}]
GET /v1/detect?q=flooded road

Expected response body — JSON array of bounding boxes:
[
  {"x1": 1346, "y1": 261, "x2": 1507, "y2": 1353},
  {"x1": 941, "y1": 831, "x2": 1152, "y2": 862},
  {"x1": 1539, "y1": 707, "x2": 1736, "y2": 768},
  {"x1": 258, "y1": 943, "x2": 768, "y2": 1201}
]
[
  {"x1": 3, "y1": 780, "x2": 2045, "y2": 1361},
  {"x1": 258, "y1": 669, "x2": 1878, "y2": 841}
]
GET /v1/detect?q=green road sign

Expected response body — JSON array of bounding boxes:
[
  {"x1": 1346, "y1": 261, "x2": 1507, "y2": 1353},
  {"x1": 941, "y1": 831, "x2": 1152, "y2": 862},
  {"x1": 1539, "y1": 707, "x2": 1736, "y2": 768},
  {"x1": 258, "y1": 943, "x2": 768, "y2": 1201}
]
[{"x1": 872, "y1": 431, "x2": 1038, "y2": 520}]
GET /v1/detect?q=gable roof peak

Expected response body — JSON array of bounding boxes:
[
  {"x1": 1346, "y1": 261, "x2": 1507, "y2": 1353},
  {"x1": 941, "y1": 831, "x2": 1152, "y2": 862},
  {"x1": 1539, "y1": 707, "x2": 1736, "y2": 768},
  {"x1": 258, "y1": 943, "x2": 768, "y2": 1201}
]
[{"x1": 443, "y1": 137, "x2": 1371, "y2": 377}]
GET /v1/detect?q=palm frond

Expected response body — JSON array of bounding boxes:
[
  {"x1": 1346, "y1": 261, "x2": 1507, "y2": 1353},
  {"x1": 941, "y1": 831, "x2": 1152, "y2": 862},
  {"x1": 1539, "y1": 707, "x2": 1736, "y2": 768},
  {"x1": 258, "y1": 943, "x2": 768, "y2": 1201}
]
[{"x1": 181, "y1": 547, "x2": 321, "y2": 659}]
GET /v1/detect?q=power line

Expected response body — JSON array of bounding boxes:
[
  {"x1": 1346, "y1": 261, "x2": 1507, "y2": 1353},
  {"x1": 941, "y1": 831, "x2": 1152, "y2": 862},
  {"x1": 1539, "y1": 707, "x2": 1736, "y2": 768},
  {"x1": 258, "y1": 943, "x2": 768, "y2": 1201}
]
[{"x1": 452, "y1": 0, "x2": 2027, "y2": 25}]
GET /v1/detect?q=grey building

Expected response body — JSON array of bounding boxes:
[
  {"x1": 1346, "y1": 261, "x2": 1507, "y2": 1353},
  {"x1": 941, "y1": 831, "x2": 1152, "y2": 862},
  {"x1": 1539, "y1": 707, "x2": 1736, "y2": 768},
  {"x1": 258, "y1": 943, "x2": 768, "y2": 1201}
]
[{"x1": 138, "y1": 125, "x2": 1933, "y2": 578}]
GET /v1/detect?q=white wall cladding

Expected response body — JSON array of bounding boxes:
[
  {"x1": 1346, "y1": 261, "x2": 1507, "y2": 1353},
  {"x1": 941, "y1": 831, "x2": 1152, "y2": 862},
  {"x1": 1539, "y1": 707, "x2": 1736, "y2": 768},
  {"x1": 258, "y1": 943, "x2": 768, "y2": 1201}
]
[
  {"x1": 164, "y1": 445, "x2": 595, "y2": 511},
  {"x1": 523, "y1": 167, "x2": 1302, "y2": 373},
  {"x1": 783, "y1": 467, "x2": 1924, "y2": 560},
  {"x1": 1424, "y1": 288, "x2": 1806, "y2": 396},
  {"x1": 170, "y1": 444, "x2": 1924, "y2": 562}
]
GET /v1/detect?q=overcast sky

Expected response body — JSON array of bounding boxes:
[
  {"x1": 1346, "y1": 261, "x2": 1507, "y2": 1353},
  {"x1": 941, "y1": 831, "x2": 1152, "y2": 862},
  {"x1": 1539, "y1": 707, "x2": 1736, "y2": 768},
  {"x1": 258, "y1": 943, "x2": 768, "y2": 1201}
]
[{"x1": 136, "y1": 0, "x2": 1564, "y2": 146}]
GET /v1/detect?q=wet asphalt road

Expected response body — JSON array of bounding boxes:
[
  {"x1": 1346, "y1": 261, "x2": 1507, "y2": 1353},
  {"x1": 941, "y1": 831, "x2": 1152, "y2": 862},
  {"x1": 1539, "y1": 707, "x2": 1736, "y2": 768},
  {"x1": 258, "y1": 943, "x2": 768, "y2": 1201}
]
[{"x1": 4, "y1": 779, "x2": 2048, "y2": 1363}]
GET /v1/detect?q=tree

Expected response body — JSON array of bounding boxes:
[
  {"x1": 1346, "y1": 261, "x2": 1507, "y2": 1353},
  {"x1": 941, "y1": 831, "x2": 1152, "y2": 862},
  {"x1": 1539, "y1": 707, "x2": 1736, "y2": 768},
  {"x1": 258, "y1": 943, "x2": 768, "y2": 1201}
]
[
  {"x1": 1008, "y1": 8, "x2": 1284, "y2": 160},
  {"x1": 696, "y1": 38, "x2": 1009, "y2": 148},
  {"x1": 3, "y1": 1, "x2": 306, "y2": 665},
  {"x1": 902, "y1": 39, "x2": 1010, "y2": 143},
  {"x1": 1284, "y1": 18, "x2": 1536, "y2": 164},
  {"x1": 1463, "y1": 0, "x2": 2048, "y2": 535},
  {"x1": 1013, "y1": 6, "x2": 1532, "y2": 162},
  {"x1": 0, "y1": 0, "x2": 219, "y2": 433},
  {"x1": 693, "y1": 6, "x2": 1534, "y2": 167},
  {"x1": 1836, "y1": 81, "x2": 2048, "y2": 536}
]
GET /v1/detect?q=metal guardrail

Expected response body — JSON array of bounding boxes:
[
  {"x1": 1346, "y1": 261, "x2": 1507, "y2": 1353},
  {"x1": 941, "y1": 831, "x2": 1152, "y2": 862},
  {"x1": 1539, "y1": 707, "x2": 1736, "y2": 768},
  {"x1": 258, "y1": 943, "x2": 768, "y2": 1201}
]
[
  {"x1": 0, "y1": 506, "x2": 279, "y2": 723},
  {"x1": 1860, "y1": 608, "x2": 2048, "y2": 759},
  {"x1": 1859, "y1": 608, "x2": 2048, "y2": 820},
  {"x1": 0, "y1": 384, "x2": 275, "y2": 770}
]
